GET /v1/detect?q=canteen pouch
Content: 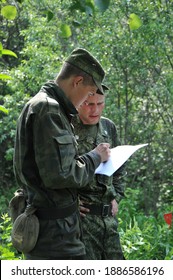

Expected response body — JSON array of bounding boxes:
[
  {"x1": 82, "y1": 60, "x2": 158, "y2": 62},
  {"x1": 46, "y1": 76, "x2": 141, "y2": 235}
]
[{"x1": 11, "y1": 205, "x2": 39, "y2": 253}]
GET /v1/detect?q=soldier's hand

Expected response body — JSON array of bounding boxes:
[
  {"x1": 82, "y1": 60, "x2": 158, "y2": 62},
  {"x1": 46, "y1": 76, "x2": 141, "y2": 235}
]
[
  {"x1": 111, "y1": 199, "x2": 118, "y2": 216},
  {"x1": 94, "y1": 143, "x2": 110, "y2": 162},
  {"x1": 79, "y1": 202, "x2": 90, "y2": 217}
]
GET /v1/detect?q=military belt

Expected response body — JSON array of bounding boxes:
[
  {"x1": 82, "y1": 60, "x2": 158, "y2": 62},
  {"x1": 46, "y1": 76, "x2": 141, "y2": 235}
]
[
  {"x1": 82, "y1": 203, "x2": 112, "y2": 217},
  {"x1": 35, "y1": 201, "x2": 78, "y2": 220}
]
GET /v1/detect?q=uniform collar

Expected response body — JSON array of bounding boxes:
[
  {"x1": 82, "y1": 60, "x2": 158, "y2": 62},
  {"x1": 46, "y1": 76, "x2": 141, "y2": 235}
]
[{"x1": 41, "y1": 80, "x2": 78, "y2": 117}]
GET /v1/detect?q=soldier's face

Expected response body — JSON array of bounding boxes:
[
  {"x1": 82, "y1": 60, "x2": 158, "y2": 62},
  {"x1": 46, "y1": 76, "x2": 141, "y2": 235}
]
[
  {"x1": 78, "y1": 94, "x2": 105, "y2": 124},
  {"x1": 71, "y1": 76, "x2": 98, "y2": 109}
]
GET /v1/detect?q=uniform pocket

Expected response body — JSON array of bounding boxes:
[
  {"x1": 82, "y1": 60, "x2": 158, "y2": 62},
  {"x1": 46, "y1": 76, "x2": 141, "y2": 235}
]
[
  {"x1": 53, "y1": 134, "x2": 76, "y2": 172},
  {"x1": 56, "y1": 213, "x2": 80, "y2": 239}
]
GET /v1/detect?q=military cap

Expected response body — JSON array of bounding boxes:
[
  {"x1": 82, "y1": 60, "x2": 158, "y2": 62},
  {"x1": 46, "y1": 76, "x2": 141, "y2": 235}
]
[
  {"x1": 65, "y1": 48, "x2": 109, "y2": 95},
  {"x1": 97, "y1": 84, "x2": 109, "y2": 95}
]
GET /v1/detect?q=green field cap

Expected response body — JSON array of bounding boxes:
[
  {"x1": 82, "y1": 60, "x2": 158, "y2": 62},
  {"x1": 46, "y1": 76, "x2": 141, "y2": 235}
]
[{"x1": 65, "y1": 48, "x2": 109, "y2": 95}]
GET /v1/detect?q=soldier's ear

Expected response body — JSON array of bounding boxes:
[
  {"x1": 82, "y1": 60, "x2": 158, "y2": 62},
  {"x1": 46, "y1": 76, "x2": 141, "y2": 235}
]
[{"x1": 73, "y1": 76, "x2": 84, "y2": 88}]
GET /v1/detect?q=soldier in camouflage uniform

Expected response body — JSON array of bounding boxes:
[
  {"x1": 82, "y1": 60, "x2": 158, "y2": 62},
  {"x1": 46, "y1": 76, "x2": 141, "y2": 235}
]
[
  {"x1": 13, "y1": 48, "x2": 111, "y2": 260},
  {"x1": 72, "y1": 92, "x2": 125, "y2": 259}
]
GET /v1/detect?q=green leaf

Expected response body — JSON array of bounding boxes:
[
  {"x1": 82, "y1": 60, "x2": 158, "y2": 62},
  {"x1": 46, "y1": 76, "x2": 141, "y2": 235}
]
[
  {"x1": 0, "y1": 106, "x2": 9, "y2": 114},
  {"x1": 94, "y1": 0, "x2": 110, "y2": 12},
  {"x1": 128, "y1": 13, "x2": 142, "y2": 30},
  {"x1": 60, "y1": 24, "x2": 72, "y2": 38},
  {"x1": 16, "y1": 0, "x2": 24, "y2": 3},
  {"x1": 47, "y1": 10, "x2": 54, "y2": 22},
  {"x1": 1, "y1": 5, "x2": 17, "y2": 20},
  {"x1": 70, "y1": 0, "x2": 95, "y2": 15},
  {"x1": 70, "y1": 0, "x2": 85, "y2": 13},
  {"x1": 0, "y1": 73, "x2": 12, "y2": 80},
  {"x1": 2, "y1": 49, "x2": 18, "y2": 58},
  {"x1": 42, "y1": 10, "x2": 54, "y2": 22}
]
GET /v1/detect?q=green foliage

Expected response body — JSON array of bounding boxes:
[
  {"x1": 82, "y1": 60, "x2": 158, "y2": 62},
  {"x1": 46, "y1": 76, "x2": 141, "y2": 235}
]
[
  {"x1": 0, "y1": 105, "x2": 9, "y2": 114},
  {"x1": 0, "y1": 213, "x2": 21, "y2": 260},
  {"x1": 1, "y1": 5, "x2": 17, "y2": 20},
  {"x1": 0, "y1": 0, "x2": 172, "y2": 214},
  {"x1": 70, "y1": 0, "x2": 95, "y2": 15},
  {"x1": 0, "y1": 91, "x2": 30, "y2": 201},
  {"x1": 0, "y1": 2, "x2": 18, "y2": 81},
  {"x1": 118, "y1": 188, "x2": 173, "y2": 260},
  {"x1": 0, "y1": 74, "x2": 12, "y2": 80},
  {"x1": 0, "y1": 0, "x2": 172, "y2": 259},
  {"x1": 60, "y1": 23, "x2": 72, "y2": 38},
  {"x1": 1, "y1": 49, "x2": 17, "y2": 58},
  {"x1": 119, "y1": 214, "x2": 173, "y2": 260},
  {"x1": 128, "y1": 13, "x2": 142, "y2": 30},
  {"x1": 94, "y1": 0, "x2": 110, "y2": 13}
]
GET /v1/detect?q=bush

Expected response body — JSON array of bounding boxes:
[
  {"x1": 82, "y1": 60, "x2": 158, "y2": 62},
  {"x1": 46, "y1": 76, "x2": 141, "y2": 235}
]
[
  {"x1": 118, "y1": 189, "x2": 173, "y2": 260},
  {"x1": 0, "y1": 213, "x2": 22, "y2": 260}
]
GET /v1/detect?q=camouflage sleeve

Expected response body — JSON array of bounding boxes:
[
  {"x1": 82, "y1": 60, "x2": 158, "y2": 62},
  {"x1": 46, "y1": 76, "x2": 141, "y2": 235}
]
[
  {"x1": 112, "y1": 165, "x2": 126, "y2": 203},
  {"x1": 33, "y1": 107, "x2": 101, "y2": 190},
  {"x1": 110, "y1": 120, "x2": 126, "y2": 203}
]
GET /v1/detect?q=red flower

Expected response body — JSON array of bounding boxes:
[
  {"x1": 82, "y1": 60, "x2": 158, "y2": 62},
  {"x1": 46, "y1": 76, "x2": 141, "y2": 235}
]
[{"x1": 164, "y1": 213, "x2": 172, "y2": 228}]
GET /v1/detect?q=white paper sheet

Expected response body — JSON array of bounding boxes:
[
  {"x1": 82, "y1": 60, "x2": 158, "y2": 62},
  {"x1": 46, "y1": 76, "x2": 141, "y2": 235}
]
[{"x1": 95, "y1": 143, "x2": 148, "y2": 176}]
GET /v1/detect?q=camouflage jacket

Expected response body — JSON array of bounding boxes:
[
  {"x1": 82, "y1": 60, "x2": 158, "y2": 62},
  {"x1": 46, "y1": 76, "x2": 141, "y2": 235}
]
[
  {"x1": 13, "y1": 81, "x2": 101, "y2": 208},
  {"x1": 72, "y1": 116, "x2": 125, "y2": 204}
]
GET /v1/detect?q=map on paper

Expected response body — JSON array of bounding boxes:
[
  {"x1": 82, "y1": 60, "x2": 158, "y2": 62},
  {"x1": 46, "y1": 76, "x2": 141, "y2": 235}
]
[{"x1": 95, "y1": 143, "x2": 148, "y2": 176}]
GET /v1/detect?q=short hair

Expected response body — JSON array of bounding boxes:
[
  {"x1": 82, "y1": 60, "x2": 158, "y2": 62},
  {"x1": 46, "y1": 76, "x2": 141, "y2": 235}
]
[{"x1": 56, "y1": 62, "x2": 95, "y2": 86}]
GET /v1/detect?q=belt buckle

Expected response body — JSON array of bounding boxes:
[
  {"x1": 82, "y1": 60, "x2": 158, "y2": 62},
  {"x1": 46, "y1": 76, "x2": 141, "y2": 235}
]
[{"x1": 102, "y1": 204, "x2": 110, "y2": 217}]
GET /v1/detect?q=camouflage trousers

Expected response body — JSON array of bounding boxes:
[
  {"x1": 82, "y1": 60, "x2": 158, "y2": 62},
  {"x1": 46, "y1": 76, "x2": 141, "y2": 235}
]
[{"x1": 81, "y1": 214, "x2": 124, "y2": 260}]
